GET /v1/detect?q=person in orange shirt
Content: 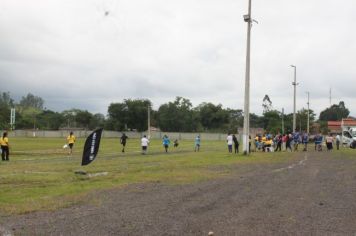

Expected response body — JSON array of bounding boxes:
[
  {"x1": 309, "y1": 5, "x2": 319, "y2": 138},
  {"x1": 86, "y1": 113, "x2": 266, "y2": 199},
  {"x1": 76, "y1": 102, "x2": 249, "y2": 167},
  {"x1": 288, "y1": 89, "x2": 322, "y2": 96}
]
[{"x1": 0, "y1": 132, "x2": 10, "y2": 161}]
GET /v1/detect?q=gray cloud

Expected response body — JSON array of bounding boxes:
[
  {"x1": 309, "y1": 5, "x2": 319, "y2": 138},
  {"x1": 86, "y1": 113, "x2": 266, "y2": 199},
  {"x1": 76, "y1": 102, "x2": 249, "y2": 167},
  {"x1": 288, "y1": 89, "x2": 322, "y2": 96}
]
[{"x1": 0, "y1": 0, "x2": 355, "y2": 117}]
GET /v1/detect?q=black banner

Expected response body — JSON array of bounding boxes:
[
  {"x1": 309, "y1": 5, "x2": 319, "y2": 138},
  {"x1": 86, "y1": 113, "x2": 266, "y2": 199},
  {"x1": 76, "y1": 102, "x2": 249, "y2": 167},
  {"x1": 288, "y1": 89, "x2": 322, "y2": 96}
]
[{"x1": 81, "y1": 128, "x2": 103, "y2": 166}]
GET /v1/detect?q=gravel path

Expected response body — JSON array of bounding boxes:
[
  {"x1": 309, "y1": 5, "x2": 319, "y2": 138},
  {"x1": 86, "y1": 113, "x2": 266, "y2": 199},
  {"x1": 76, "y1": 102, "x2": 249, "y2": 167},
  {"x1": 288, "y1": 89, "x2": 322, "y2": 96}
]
[{"x1": 1, "y1": 151, "x2": 356, "y2": 236}]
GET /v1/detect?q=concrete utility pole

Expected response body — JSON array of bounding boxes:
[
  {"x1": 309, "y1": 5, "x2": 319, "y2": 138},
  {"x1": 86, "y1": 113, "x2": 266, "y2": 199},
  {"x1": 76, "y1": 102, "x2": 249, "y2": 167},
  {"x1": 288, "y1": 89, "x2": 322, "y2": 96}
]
[
  {"x1": 291, "y1": 65, "x2": 297, "y2": 132},
  {"x1": 306, "y1": 92, "x2": 310, "y2": 134},
  {"x1": 10, "y1": 108, "x2": 15, "y2": 130},
  {"x1": 242, "y1": 0, "x2": 253, "y2": 155},
  {"x1": 147, "y1": 105, "x2": 151, "y2": 139},
  {"x1": 281, "y1": 108, "x2": 285, "y2": 134}
]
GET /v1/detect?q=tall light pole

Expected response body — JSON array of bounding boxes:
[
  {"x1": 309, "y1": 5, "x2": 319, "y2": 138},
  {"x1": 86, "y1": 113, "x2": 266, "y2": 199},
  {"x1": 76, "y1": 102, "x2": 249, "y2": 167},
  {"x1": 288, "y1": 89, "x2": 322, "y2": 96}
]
[
  {"x1": 242, "y1": 0, "x2": 252, "y2": 155},
  {"x1": 291, "y1": 65, "x2": 297, "y2": 132},
  {"x1": 147, "y1": 104, "x2": 151, "y2": 139},
  {"x1": 10, "y1": 108, "x2": 15, "y2": 130},
  {"x1": 306, "y1": 92, "x2": 310, "y2": 134},
  {"x1": 281, "y1": 108, "x2": 285, "y2": 134}
]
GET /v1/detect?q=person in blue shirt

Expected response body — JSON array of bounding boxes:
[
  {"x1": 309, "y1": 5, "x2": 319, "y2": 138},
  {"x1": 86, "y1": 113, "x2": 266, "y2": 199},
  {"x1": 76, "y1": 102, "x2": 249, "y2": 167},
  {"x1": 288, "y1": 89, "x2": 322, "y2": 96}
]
[
  {"x1": 293, "y1": 131, "x2": 300, "y2": 151},
  {"x1": 162, "y1": 135, "x2": 170, "y2": 153},
  {"x1": 314, "y1": 133, "x2": 323, "y2": 151},
  {"x1": 194, "y1": 135, "x2": 201, "y2": 152},
  {"x1": 302, "y1": 132, "x2": 309, "y2": 151}
]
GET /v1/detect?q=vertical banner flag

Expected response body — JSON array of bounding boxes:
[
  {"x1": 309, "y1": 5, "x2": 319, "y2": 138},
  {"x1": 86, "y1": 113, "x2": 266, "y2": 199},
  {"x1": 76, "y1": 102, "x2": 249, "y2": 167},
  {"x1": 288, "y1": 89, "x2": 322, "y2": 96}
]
[{"x1": 81, "y1": 128, "x2": 103, "y2": 166}]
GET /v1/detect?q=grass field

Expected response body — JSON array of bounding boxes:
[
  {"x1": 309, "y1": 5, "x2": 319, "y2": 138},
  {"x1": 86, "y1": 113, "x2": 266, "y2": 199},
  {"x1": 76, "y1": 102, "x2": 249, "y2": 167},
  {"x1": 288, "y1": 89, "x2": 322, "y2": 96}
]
[{"x1": 0, "y1": 137, "x2": 306, "y2": 214}]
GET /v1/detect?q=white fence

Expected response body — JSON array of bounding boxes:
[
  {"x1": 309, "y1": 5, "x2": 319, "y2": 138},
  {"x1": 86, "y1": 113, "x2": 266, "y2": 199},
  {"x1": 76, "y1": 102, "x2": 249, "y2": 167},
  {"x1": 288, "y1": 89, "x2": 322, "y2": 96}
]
[{"x1": 4, "y1": 130, "x2": 241, "y2": 141}]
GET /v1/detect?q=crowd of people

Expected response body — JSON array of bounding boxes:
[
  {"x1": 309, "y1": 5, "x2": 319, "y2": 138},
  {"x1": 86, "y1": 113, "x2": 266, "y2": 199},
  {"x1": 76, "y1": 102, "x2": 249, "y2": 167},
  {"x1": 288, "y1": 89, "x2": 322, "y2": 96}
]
[
  {"x1": 245, "y1": 131, "x2": 342, "y2": 153},
  {"x1": 0, "y1": 130, "x2": 347, "y2": 162},
  {"x1": 116, "y1": 132, "x2": 345, "y2": 155},
  {"x1": 134, "y1": 131, "x2": 342, "y2": 155}
]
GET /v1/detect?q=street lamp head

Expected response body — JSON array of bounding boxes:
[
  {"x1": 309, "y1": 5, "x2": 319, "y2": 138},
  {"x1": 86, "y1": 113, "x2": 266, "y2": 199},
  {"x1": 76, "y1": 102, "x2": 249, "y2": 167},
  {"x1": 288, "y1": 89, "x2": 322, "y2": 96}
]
[
  {"x1": 243, "y1": 14, "x2": 251, "y2": 22},
  {"x1": 290, "y1": 65, "x2": 296, "y2": 68}
]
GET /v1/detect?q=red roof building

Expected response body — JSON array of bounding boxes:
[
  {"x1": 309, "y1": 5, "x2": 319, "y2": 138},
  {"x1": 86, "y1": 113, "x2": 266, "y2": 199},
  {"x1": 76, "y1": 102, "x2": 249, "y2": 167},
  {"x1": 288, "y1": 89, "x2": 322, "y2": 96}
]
[{"x1": 328, "y1": 118, "x2": 356, "y2": 133}]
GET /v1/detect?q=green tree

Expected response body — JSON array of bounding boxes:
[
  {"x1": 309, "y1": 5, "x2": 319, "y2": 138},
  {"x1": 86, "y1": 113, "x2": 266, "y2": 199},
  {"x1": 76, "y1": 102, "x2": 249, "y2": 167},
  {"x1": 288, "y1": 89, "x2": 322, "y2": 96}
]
[
  {"x1": 262, "y1": 95, "x2": 273, "y2": 113},
  {"x1": 19, "y1": 93, "x2": 44, "y2": 110},
  {"x1": 226, "y1": 109, "x2": 244, "y2": 132},
  {"x1": 0, "y1": 92, "x2": 14, "y2": 129},
  {"x1": 157, "y1": 97, "x2": 199, "y2": 132},
  {"x1": 61, "y1": 109, "x2": 79, "y2": 128},
  {"x1": 196, "y1": 103, "x2": 230, "y2": 131},
  {"x1": 89, "y1": 113, "x2": 106, "y2": 130},
  {"x1": 261, "y1": 110, "x2": 281, "y2": 134},
  {"x1": 296, "y1": 108, "x2": 316, "y2": 132},
  {"x1": 125, "y1": 99, "x2": 152, "y2": 132},
  {"x1": 16, "y1": 107, "x2": 42, "y2": 129},
  {"x1": 319, "y1": 101, "x2": 350, "y2": 121},
  {"x1": 250, "y1": 113, "x2": 264, "y2": 128},
  {"x1": 36, "y1": 110, "x2": 65, "y2": 130},
  {"x1": 106, "y1": 102, "x2": 128, "y2": 131},
  {"x1": 75, "y1": 110, "x2": 93, "y2": 129},
  {"x1": 106, "y1": 99, "x2": 151, "y2": 132}
]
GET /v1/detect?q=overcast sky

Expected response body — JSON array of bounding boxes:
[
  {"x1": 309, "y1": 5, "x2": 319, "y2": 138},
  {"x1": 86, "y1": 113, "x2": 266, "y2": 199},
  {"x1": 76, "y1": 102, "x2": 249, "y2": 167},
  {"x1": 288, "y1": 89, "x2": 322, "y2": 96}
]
[{"x1": 0, "y1": 0, "x2": 355, "y2": 117}]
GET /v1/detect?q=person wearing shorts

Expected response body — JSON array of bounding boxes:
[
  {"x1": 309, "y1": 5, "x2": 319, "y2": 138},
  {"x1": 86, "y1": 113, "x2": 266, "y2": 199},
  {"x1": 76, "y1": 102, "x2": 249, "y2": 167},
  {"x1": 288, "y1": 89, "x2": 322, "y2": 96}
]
[
  {"x1": 226, "y1": 133, "x2": 233, "y2": 153},
  {"x1": 194, "y1": 135, "x2": 201, "y2": 152},
  {"x1": 162, "y1": 135, "x2": 170, "y2": 153},
  {"x1": 67, "y1": 131, "x2": 76, "y2": 155},
  {"x1": 0, "y1": 132, "x2": 10, "y2": 161},
  {"x1": 173, "y1": 139, "x2": 179, "y2": 148},
  {"x1": 141, "y1": 135, "x2": 149, "y2": 154},
  {"x1": 120, "y1": 133, "x2": 128, "y2": 153}
]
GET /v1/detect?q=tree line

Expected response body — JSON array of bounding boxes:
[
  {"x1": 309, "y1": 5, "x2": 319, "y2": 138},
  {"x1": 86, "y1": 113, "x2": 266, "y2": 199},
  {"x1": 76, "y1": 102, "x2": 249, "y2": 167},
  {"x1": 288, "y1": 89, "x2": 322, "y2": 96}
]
[{"x1": 0, "y1": 92, "x2": 351, "y2": 134}]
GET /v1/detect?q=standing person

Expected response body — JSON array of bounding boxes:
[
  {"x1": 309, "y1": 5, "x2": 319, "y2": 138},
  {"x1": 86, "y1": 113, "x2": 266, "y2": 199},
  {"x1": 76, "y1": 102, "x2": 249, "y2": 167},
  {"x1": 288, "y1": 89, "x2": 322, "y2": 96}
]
[
  {"x1": 326, "y1": 134, "x2": 334, "y2": 151},
  {"x1": 233, "y1": 134, "x2": 239, "y2": 153},
  {"x1": 282, "y1": 134, "x2": 287, "y2": 151},
  {"x1": 293, "y1": 130, "x2": 300, "y2": 152},
  {"x1": 315, "y1": 133, "x2": 323, "y2": 151},
  {"x1": 173, "y1": 139, "x2": 179, "y2": 148},
  {"x1": 254, "y1": 135, "x2": 259, "y2": 152},
  {"x1": 302, "y1": 132, "x2": 309, "y2": 151},
  {"x1": 264, "y1": 137, "x2": 273, "y2": 152},
  {"x1": 194, "y1": 135, "x2": 201, "y2": 152},
  {"x1": 162, "y1": 135, "x2": 170, "y2": 153},
  {"x1": 286, "y1": 133, "x2": 292, "y2": 152},
  {"x1": 120, "y1": 133, "x2": 128, "y2": 153},
  {"x1": 275, "y1": 134, "x2": 282, "y2": 152},
  {"x1": 226, "y1": 133, "x2": 233, "y2": 153},
  {"x1": 0, "y1": 132, "x2": 10, "y2": 161},
  {"x1": 141, "y1": 135, "x2": 150, "y2": 154},
  {"x1": 249, "y1": 135, "x2": 252, "y2": 152},
  {"x1": 314, "y1": 134, "x2": 319, "y2": 151},
  {"x1": 335, "y1": 134, "x2": 341, "y2": 150},
  {"x1": 67, "y1": 131, "x2": 76, "y2": 155}
]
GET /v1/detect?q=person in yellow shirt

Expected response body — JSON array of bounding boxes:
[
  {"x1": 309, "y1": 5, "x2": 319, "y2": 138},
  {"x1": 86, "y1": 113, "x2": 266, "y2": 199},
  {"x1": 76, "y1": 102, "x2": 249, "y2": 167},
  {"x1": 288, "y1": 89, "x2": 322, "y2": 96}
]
[
  {"x1": 264, "y1": 138, "x2": 273, "y2": 152},
  {"x1": 1, "y1": 132, "x2": 10, "y2": 161},
  {"x1": 67, "y1": 131, "x2": 76, "y2": 155}
]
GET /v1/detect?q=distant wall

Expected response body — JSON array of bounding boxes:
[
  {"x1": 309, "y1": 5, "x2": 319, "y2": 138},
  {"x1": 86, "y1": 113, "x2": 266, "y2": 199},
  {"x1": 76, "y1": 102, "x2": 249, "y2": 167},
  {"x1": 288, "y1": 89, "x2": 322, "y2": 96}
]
[{"x1": 3, "y1": 130, "x2": 245, "y2": 141}]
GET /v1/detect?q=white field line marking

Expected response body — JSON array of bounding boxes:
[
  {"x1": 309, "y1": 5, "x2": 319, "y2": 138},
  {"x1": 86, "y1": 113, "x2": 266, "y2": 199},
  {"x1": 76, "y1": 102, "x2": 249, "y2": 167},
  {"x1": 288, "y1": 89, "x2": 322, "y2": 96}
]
[
  {"x1": 88, "y1": 172, "x2": 108, "y2": 178},
  {"x1": 273, "y1": 154, "x2": 308, "y2": 173},
  {"x1": 0, "y1": 225, "x2": 13, "y2": 236}
]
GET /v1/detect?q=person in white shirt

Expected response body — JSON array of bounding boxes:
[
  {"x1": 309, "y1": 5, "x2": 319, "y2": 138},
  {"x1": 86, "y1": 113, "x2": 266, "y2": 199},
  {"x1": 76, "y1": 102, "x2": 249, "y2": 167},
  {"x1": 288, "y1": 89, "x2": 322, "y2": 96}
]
[
  {"x1": 141, "y1": 135, "x2": 150, "y2": 154},
  {"x1": 226, "y1": 133, "x2": 233, "y2": 153},
  {"x1": 335, "y1": 134, "x2": 341, "y2": 150},
  {"x1": 325, "y1": 134, "x2": 334, "y2": 151}
]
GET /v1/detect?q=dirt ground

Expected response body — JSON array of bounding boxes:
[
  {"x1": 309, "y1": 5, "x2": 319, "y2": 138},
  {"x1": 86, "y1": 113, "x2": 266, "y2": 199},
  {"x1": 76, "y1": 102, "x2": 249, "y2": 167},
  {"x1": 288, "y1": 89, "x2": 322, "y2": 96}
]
[{"x1": 1, "y1": 151, "x2": 356, "y2": 236}]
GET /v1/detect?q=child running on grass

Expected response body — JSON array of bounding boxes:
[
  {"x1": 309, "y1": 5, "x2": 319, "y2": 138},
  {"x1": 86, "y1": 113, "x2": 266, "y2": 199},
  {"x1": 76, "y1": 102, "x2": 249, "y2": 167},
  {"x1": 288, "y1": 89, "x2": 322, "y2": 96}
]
[
  {"x1": 66, "y1": 131, "x2": 76, "y2": 155},
  {"x1": 141, "y1": 135, "x2": 149, "y2": 155},
  {"x1": 162, "y1": 135, "x2": 170, "y2": 153}
]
